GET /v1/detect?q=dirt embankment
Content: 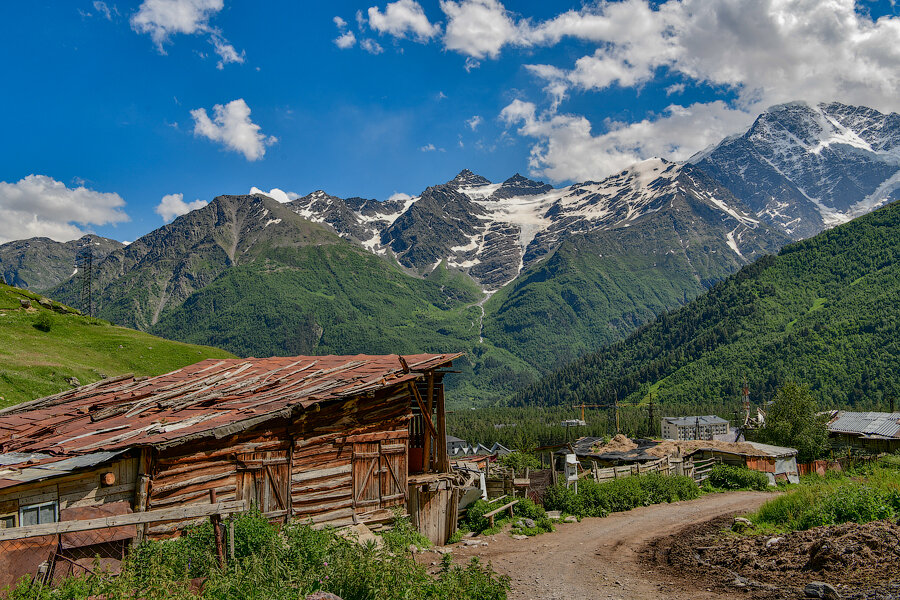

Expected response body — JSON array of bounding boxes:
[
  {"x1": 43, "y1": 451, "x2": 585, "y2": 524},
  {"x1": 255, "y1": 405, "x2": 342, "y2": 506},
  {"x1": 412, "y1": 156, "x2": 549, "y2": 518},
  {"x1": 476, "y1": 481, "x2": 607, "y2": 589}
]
[{"x1": 651, "y1": 516, "x2": 900, "y2": 599}]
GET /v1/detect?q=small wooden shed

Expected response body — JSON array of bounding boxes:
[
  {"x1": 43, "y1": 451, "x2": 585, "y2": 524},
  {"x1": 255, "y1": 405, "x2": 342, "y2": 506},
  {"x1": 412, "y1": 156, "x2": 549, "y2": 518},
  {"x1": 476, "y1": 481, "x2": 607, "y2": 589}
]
[{"x1": 0, "y1": 353, "x2": 460, "y2": 587}]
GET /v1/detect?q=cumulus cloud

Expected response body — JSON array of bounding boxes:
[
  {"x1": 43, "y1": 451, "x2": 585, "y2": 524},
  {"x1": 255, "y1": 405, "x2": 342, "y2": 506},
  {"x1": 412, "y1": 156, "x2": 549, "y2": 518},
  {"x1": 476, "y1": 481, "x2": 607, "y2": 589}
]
[
  {"x1": 249, "y1": 187, "x2": 300, "y2": 203},
  {"x1": 155, "y1": 193, "x2": 207, "y2": 222},
  {"x1": 335, "y1": 30, "x2": 357, "y2": 48},
  {"x1": 360, "y1": 38, "x2": 384, "y2": 54},
  {"x1": 501, "y1": 99, "x2": 753, "y2": 183},
  {"x1": 93, "y1": 1, "x2": 117, "y2": 20},
  {"x1": 492, "y1": 0, "x2": 900, "y2": 181},
  {"x1": 368, "y1": 0, "x2": 440, "y2": 40},
  {"x1": 466, "y1": 115, "x2": 483, "y2": 130},
  {"x1": 388, "y1": 192, "x2": 413, "y2": 202},
  {"x1": 441, "y1": 0, "x2": 519, "y2": 59},
  {"x1": 0, "y1": 175, "x2": 129, "y2": 243},
  {"x1": 190, "y1": 99, "x2": 277, "y2": 161},
  {"x1": 131, "y1": 0, "x2": 243, "y2": 68}
]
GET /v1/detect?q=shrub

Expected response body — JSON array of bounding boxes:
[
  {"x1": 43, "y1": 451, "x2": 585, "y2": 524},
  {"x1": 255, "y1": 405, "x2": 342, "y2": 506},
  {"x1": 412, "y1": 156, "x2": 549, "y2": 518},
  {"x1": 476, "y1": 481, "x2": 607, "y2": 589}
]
[
  {"x1": 512, "y1": 498, "x2": 545, "y2": 521},
  {"x1": 498, "y1": 451, "x2": 540, "y2": 473},
  {"x1": 542, "y1": 474, "x2": 698, "y2": 518},
  {"x1": 380, "y1": 511, "x2": 431, "y2": 552},
  {"x1": 33, "y1": 312, "x2": 52, "y2": 332},
  {"x1": 708, "y1": 464, "x2": 770, "y2": 491}
]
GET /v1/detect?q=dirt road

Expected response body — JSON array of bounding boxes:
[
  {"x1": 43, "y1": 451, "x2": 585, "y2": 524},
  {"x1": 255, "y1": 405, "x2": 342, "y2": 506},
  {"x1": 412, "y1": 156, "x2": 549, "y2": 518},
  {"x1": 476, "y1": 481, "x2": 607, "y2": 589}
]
[{"x1": 453, "y1": 491, "x2": 771, "y2": 600}]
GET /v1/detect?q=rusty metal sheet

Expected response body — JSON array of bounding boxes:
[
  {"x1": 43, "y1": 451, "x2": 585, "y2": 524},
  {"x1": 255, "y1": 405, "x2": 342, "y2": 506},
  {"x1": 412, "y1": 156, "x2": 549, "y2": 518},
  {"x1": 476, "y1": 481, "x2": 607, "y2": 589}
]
[{"x1": 0, "y1": 353, "x2": 460, "y2": 469}]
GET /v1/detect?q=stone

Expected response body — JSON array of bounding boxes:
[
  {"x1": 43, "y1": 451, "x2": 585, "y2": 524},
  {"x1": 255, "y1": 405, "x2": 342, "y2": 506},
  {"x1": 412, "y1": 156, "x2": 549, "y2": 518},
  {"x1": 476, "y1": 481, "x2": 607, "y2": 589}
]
[
  {"x1": 19, "y1": 298, "x2": 31, "y2": 309},
  {"x1": 38, "y1": 297, "x2": 52, "y2": 308},
  {"x1": 305, "y1": 593, "x2": 343, "y2": 600},
  {"x1": 732, "y1": 517, "x2": 753, "y2": 532},
  {"x1": 522, "y1": 518, "x2": 536, "y2": 528},
  {"x1": 546, "y1": 510, "x2": 562, "y2": 519},
  {"x1": 512, "y1": 534, "x2": 528, "y2": 540},
  {"x1": 408, "y1": 544, "x2": 419, "y2": 554},
  {"x1": 765, "y1": 536, "x2": 783, "y2": 548},
  {"x1": 66, "y1": 377, "x2": 80, "y2": 387},
  {"x1": 462, "y1": 539, "x2": 481, "y2": 547},
  {"x1": 564, "y1": 515, "x2": 578, "y2": 523},
  {"x1": 462, "y1": 532, "x2": 475, "y2": 539},
  {"x1": 431, "y1": 547, "x2": 451, "y2": 555},
  {"x1": 804, "y1": 581, "x2": 841, "y2": 599}
]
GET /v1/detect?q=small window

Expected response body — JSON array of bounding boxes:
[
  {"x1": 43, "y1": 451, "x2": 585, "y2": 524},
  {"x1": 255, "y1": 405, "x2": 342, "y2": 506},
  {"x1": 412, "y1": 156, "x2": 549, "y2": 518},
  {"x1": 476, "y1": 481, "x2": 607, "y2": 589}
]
[
  {"x1": 20, "y1": 501, "x2": 57, "y2": 526},
  {"x1": 0, "y1": 513, "x2": 16, "y2": 529}
]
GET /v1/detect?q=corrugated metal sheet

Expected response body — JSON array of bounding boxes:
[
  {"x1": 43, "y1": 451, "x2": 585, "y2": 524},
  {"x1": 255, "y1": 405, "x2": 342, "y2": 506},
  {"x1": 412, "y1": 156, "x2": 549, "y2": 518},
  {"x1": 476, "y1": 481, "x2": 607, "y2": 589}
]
[
  {"x1": 828, "y1": 411, "x2": 900, "y2": 438},
  {"x1": 0, "y1": 353, "x2": 459, "y2": 468}
]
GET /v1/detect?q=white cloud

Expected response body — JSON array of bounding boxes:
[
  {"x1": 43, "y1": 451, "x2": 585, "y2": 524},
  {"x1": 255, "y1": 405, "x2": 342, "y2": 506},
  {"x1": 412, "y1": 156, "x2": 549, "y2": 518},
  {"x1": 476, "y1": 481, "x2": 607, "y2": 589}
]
[
  {"x1": 360, "y1": 38, "x2": 384, "y2": 54},
  {"x1": 335, "y1": 30, "x2": 357, "y2": 49},
  {"x1": 502, "y1": 99, "x2": 752, "y2": 183},
  {"x1": 93, "y1": 1, "x2": 117, "y2": 20},
  {"x1": 211, "y1": 34, "x2": 244, "y2": 69},
  {"x1": 486, "y1": 0, "x2": 900, "y2": 181},
  {"x1": 466, "y1": 115, "x2": 482, "y2": 130},
  {"x1": 368, "y1": 0, "x2": 440, "y2": 41},
  {"x1": 388, "y1": 192, "x2": 412, "y2": 202},
  {"x1": 334, "y1": 16, "x2": 347, "y2": 28},
  {"x1": 155, "y1": 193, "x2": 208, "y2": 222},
  {"x1": 249, "y1": 187, "x2": 300, "y2": 203},
  {"x1": 441, "y1": 0, "x2": 519, "y2": 59},
  {"x1": 190, "y1": 99, "x2": 277, "y2": 161},
  {"x1": 131, "y1": 0, "x2": 243, "y2": 68},
  {"x1": 0, "y1": 175, "x2": 129, "y2": 244},
  {"x1": 420, "y1": 143, "x2": 437, "y2": 152}
]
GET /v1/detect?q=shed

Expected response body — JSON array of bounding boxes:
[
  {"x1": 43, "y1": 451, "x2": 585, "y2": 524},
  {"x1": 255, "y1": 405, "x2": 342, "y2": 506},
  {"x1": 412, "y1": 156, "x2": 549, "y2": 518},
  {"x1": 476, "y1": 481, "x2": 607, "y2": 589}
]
[
  {"x1": 684, "y1": 441, "x2": 799, "y2": 485},
  {"x1": 0, "y1": 353, "x2": 460, "y2": 586},
  {"x1": 827, "y1": 411, "x2": 900, "y2": 453}
]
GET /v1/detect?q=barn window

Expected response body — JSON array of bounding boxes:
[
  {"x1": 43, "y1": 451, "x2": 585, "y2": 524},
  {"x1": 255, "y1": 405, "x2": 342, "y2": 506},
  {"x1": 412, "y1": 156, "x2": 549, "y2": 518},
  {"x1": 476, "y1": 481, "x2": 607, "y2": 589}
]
[{"x1": 20, "y1": 501, "x2": 57, "y2": 526}]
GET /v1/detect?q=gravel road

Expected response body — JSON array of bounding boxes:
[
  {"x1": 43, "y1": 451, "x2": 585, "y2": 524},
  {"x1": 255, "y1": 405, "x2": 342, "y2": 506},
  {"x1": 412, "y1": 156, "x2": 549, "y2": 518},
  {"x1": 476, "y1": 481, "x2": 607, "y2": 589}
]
[{"x1": 452, "y1": 491, "x2": 772, "y2": 600}]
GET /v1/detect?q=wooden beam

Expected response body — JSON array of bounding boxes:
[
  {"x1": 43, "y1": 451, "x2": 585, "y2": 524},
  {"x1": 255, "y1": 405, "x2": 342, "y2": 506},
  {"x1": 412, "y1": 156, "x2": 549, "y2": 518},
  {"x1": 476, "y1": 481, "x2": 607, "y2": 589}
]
[
  {"x1": 0, "y1": 500, "x2": 248, "y2": 541},
  {"x1": 408, "y1": 383, "x2": 438, "y2": 440},
  {"x1": 424, "y1": 373, "x2": 434, "y2": 472},
  {"x1": 436, "y1": 382, "x2": 448, "y2": 473}
]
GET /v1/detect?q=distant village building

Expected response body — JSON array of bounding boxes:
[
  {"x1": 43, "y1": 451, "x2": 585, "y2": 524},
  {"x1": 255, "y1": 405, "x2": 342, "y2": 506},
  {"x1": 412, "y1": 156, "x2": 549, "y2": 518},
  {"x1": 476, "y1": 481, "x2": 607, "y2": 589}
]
[
  {"x1": 561, "y1": 419, "x2": 586, "y2": 427},
  {"x1": 661, "y1": 416, "x2": 730, "y2": 440},
  {"x1": 447, "y1": 438, "x2": 511, "y2": 457},
  {"x1": 826, "y1": 411, "x2": 900, "y2": 453}
]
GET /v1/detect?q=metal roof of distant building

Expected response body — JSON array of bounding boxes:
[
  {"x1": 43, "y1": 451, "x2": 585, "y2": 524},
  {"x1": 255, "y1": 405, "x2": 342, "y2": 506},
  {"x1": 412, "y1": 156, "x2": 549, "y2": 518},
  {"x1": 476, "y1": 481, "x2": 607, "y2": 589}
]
[
  {"x1": 662, "y1": 415, "x2": 729, "y2": 427},
  {"x1": 0, "y1": 353, "x2": 460, "y2": 469},
  {"x1": 828, "y1": 411, "x2": 900, "y2": 438}
]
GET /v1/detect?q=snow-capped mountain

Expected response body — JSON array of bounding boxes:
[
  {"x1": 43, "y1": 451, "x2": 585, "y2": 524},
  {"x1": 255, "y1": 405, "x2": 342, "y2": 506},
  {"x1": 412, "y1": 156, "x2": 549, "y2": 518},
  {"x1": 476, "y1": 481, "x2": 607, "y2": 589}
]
[
  {"x1": 286, "y1": 158, "x2": 776, "y2": 290},
  {"x1": 692, "y1": 101, "x2": 900, "y2": 239}
]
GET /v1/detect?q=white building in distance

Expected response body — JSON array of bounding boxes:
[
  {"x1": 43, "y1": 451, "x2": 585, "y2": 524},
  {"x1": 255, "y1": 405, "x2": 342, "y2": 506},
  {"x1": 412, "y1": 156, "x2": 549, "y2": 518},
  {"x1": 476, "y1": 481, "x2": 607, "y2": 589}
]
[{"x1": 661, "y1": 415, "x2": 730, "y2": 440}]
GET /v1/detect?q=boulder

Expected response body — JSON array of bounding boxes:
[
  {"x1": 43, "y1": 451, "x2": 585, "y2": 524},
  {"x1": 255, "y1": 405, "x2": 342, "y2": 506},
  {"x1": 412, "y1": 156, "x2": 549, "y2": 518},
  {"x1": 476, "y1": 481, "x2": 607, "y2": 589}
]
[
  {"x1": 66, "y1": 377, "x2": 81, "y2": 387},
  {"x1": 38, "y1": 297, "x2": 52, "y2": 309},
  {"x1": 19, "y1": 298, "x2": 31, "y2": 309},
  {"x1": 305, "y1": 593, "x2": 343, "y2": 600},
  {"x1": 732, "y1": 517, "x2": 753, "y2": 532},
  {"x1": 804, "y1": 581, "x2": 841, "y2": 599}
]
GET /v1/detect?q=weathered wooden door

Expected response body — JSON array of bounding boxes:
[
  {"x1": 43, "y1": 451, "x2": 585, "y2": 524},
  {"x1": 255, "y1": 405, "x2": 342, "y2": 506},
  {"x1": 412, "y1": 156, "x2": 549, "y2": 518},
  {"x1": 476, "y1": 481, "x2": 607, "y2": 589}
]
[
  {"x1": 352, "y1": 440, "x2": 408, "y2": 519},
  {"x1": 237, "y1": 451, "x2": 290, "y2": 517}
]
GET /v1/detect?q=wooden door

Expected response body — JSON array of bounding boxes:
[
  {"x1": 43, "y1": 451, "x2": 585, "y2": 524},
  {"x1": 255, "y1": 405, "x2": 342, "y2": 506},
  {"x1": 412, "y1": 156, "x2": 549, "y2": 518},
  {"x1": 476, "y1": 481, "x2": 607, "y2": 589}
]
[
  {"x1": 352, "y1": 440, "x2": 408, "y2": 519},
  {"x1": 237, "y1": 451, "x2": 290, "y2": 517}
]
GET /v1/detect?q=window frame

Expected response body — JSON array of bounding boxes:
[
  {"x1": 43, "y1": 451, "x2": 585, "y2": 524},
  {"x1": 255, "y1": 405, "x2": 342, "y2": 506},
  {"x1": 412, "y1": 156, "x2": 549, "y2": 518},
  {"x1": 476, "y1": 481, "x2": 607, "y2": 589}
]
[{"x1": 19, "y1": 500, "x2": 58, "y2": 527}]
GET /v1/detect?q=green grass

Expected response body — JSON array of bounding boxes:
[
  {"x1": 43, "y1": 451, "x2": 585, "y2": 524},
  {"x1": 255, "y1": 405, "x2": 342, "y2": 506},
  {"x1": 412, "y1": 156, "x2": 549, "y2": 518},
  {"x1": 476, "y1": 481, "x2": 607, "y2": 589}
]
[
  {"x1": 4, "y1": 512, "x2": 510, "y2": 600},
  {"x1": 0, "y1": 283, "x2": 234, "y2": 408},
  {"x1": 542, "y1": 473, "x2": 700, "y2": 518},
  {"x1": 749, "y1": 465, "x2": 900, "y2": 532}
]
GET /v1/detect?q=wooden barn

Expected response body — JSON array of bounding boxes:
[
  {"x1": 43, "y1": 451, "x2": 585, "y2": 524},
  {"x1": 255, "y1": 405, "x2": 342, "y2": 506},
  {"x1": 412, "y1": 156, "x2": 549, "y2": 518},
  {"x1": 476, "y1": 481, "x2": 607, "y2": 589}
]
[{"x1": 0, "y1": 353, "x2": 460, "y2": 587}]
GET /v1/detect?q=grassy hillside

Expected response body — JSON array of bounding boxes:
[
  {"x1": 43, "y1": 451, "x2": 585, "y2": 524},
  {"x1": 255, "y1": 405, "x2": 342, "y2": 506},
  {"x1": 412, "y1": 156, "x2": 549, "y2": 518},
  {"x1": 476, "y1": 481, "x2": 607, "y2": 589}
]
[
  {"x1": 511, "y1": 200, "x2": 900, "y2": 412},
  {"x1": 0, "y1": 283, "x2": 234, "y2": 408}
]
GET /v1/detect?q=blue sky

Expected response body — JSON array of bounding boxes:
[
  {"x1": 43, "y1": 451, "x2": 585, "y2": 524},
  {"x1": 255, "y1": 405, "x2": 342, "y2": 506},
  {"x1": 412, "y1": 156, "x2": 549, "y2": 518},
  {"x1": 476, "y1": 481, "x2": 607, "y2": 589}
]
[{"x1": 1, "y1": 0, "x2": 898, "y2": 244}]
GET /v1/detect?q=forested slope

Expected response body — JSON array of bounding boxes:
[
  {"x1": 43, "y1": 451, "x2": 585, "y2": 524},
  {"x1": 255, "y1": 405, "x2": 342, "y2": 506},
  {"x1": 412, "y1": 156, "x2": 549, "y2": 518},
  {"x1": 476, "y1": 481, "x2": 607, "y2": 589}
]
[{"x1": 512, "y1": 200, "x2": 900, "y2": 411}]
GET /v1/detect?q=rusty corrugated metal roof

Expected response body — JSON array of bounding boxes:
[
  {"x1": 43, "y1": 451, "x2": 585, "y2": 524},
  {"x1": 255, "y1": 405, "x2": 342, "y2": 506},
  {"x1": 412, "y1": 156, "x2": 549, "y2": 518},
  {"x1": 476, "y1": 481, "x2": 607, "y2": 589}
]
[{"x1": 0, "y1": 353, "x2": 459, "y2": 467}]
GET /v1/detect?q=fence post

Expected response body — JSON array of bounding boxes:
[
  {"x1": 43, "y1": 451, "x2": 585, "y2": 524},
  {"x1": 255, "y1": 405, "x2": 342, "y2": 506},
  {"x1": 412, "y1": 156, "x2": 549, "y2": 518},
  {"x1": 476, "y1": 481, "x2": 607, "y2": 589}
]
[{"x1": 209, "y1": 489, "x2": 226, "y2": 569}]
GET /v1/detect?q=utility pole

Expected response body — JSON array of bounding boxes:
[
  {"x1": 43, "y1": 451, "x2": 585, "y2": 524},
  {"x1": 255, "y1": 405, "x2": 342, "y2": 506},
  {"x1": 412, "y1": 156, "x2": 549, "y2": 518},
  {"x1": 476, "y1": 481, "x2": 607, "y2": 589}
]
[{"x1": 614, "y1": 389, "x2": 620, "y2": 435}]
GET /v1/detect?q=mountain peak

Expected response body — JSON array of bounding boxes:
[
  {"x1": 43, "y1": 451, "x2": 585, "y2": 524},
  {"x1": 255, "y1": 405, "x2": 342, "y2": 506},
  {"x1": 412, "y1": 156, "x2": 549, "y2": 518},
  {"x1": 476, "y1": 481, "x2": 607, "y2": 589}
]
[
  {"x1": 450, "y1": 169, "x2": 491, "y2": 188},
  {"x1": 491, "y1": 173, "x2": 554, "y2": 199}
]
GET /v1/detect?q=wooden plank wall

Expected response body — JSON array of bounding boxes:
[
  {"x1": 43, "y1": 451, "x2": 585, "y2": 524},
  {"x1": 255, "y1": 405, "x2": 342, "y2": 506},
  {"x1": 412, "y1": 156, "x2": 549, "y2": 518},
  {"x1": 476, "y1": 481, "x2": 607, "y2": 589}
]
[
  {"x1": 0, "y1": 457, "x2": 139, "y2": 519},
  {"x1": 149, "y1": 384, "x2": 413, "y2": 534}
]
